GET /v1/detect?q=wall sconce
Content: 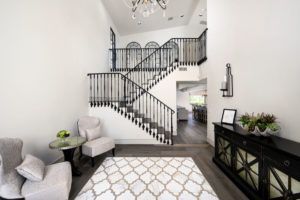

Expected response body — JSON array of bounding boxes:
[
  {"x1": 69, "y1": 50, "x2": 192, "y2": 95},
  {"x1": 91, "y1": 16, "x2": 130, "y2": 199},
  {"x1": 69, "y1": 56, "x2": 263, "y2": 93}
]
[{"x1": 220, "y1": 63, "x2": 233, "y2": 97}]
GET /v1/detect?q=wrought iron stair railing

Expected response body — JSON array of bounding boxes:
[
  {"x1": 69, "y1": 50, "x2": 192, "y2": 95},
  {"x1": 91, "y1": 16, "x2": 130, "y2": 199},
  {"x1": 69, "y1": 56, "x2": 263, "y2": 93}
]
[
  {"x1": 87, "y1": 73, "x2": 175, "y2": 145},
  {"x1": 124, "y1": 29, "x2": 208, "y2": 90},
  {"x1": 87, "y1": 30, "x2": 207, "y2": 145},
  {"x1": 110, "y1": 48, "x2": 171, "y2": 72}
]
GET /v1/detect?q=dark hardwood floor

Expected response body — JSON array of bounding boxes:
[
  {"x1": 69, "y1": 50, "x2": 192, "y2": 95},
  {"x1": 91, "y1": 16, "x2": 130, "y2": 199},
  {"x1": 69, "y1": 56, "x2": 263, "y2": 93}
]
[
  {"x1": 70, "y1": 144, "x2": 248, "y2": 200},
  {"x1": 174, "y1": 113, "x2": 208, "y2": 144}
]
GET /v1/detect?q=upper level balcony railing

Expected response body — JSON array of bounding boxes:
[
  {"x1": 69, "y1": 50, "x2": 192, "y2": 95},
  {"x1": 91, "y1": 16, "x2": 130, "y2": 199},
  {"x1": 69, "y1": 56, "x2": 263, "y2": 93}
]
[{"x1": 109, "y1": 48, "x2": 172, "y2": 72}]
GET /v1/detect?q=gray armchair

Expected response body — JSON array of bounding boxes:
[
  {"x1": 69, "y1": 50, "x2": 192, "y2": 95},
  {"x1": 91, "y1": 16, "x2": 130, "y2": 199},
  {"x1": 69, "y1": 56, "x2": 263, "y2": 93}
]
[
  {"x1": 177, "y1": 106, "x2": 189, "y2": 121},
  {"x1": 78, "y1": 116, "x2": 115, "y2": 167},
  {"x1": 0, "y1": 138, "x2": 72, "y2": 200}
]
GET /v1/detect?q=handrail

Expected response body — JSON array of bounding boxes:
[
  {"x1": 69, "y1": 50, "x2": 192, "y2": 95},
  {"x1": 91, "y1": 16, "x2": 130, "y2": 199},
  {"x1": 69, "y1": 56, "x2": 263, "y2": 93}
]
[
  {"x1": 87, "y1": 72, "x2": 175, "y2": 113},
  {"x1": 198, "y1": 28, "x2": 208, "y2": 38},
  {"x1": 125, "y1": 29, "x2": 208, "y2": 76},
  {"x1": 124, "y1": 39, "x2": 174, "y2": 76}
]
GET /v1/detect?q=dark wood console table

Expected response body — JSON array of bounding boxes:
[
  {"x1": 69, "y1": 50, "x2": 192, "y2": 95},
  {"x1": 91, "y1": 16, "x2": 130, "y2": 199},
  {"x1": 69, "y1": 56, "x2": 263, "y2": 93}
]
[{"x1": 213, "y1": 122, "x2": 300, "y2": 200}]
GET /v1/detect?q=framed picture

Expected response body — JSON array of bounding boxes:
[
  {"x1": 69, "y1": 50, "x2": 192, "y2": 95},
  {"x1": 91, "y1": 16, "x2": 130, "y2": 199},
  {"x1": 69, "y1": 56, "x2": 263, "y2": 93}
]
[{"x1": 221, "y1": 109, "x2": 237, "y2": 125}]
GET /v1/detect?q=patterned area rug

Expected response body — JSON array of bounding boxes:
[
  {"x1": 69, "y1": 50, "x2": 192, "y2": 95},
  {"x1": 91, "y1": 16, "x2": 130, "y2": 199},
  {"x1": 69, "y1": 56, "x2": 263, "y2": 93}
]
[{"x1": 76, "y1": 157, "x2": 219, "y2": 200}]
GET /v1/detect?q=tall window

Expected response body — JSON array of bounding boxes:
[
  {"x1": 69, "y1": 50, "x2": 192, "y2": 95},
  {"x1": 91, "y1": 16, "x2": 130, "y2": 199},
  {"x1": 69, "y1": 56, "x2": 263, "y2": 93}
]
[
  {"x1": 110, "y1": 28, "x2": 116, "y2": 69},
  {"x1": 189, "y1": 95, "x2": 205, "y2": 105}
]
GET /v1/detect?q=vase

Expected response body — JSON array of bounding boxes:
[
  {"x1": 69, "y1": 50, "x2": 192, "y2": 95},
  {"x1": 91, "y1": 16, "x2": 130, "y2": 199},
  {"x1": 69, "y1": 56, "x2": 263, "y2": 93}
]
[
  {"x1": 59, "y1": 137, "x2": 66, "y2": 143},
  {"x1": 257, "y1": 127, "x2": 269, "y2": 137},
  {"x1": 239, "y1": 124, "x2": 279, "y2": 137},
  {"x1": 250, "y1": 126, "x2": 261, "y2": 136},
  {"x1": 266, "y1": 127, "x2": 280, "y2": 136}
]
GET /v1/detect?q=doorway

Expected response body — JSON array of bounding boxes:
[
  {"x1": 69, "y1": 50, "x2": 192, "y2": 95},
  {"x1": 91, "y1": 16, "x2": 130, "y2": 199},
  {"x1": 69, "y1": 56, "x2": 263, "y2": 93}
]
[{"x1": 174, "y1": 79, "x2": 208, "y2": 145}]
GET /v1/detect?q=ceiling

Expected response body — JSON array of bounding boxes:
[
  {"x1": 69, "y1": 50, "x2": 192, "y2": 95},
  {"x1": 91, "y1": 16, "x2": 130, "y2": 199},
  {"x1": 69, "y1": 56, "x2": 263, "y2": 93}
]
[
  {"x1": 177, "y1": 79, "x2": 207, "y2": 92},
  {"x1": 102, "y1": 0, "x2": 201, "y2": 36}
]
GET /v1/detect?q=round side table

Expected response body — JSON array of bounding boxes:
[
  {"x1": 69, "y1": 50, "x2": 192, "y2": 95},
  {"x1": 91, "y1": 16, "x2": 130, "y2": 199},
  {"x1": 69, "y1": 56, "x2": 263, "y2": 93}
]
[{"x1": 49, "y1": 136, "x2": 86, "y2": 176}]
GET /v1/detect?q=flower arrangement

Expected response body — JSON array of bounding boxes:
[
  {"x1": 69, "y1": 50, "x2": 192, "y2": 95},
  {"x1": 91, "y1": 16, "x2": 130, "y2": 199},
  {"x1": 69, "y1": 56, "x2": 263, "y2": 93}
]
[
  {"x1": 239, "y1": 113, "x2": 280, "y2": 136},
  {"x1": 56, "y1": 130, "x2": 71, "y2": 139}
]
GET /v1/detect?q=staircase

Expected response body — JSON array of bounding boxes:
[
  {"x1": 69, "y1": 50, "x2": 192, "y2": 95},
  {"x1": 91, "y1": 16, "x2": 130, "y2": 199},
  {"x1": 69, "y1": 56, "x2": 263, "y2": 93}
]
[
  {"x1": 125, "y1": 29, "x2": 207, "y2": 90},
  {"x1": 87, "y1": 29, "x2": 207, "y2": 145}
]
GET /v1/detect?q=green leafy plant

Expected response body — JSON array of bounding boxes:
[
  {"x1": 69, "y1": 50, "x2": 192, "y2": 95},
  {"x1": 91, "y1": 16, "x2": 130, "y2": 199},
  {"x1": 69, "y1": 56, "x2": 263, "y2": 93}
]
[
  {"x1": 56, "y1": 130, "x2": 71, "y2": 139},
  {"x1": 239, "y1": 113, "x2": 251, "y2": 126},
  {"x1": 267, "y1": 123, "x2": 280, "y2": 132},
  {"x1": 239, "y1": 112, "x2": 280, "y2": 134}
]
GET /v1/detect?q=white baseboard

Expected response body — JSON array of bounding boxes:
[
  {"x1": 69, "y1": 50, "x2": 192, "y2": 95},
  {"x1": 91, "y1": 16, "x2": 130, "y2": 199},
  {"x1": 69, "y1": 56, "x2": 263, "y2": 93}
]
[
  {"x1": 115, "y1": 139, "x2": 160, "y2": 145},
  {"x1": 207, "y1": 138, "x2": 214, "y2": 147}
]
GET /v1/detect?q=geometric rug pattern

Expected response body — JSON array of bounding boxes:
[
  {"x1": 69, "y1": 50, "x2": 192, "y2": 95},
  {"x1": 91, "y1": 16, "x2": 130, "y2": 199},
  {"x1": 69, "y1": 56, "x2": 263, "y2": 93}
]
[{"x1": 76, "y1": 157, "x2": 219, "y2": 200}]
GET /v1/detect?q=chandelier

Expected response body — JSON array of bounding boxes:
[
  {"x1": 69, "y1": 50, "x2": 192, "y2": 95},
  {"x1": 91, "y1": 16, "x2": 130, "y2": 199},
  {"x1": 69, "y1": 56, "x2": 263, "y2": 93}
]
[{"x1": 122, "y1": 0, "x2": 170, "y2": 19}]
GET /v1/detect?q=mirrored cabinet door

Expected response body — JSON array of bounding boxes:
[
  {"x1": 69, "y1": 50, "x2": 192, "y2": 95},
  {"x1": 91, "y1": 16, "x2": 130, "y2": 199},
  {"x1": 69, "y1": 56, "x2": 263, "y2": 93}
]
[
  {"x1": 235, "y1": 147, "x2": 260, "y2": 192},
  {"x1": 216, "y1": 134, "x2": 232, "y2": 167},
  {"x1": 264, "y1": 158, "x2": 300, "y2": 200}
]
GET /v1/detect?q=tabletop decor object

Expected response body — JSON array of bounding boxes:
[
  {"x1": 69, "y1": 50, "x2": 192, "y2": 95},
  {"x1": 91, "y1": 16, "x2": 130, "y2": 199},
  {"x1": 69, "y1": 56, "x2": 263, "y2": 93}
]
[
  {"x1": 221, "y1": 109, "x2": 237, "y2": 125},
  {"x1": 56, "y1": 130, "x2": 70, "y2": 142},
  {"x1": 238, "y1": 112, "x2": 280, "y2": 136}
]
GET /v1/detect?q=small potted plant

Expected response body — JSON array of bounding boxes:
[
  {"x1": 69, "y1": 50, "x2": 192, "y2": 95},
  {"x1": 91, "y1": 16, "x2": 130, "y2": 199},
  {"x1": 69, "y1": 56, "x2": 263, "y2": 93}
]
[
  {"x1": 57, "y1": 130, "x2": 71, "y2": 142},
  {"x1": 239, "y1": 113, "x2": 280, "y2": 136}
]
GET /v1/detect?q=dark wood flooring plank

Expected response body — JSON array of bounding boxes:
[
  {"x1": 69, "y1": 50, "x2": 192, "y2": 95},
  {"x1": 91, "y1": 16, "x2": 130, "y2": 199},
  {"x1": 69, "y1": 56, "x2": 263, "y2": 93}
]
[{"x1": 174, "y1": 113, "x2": 207, "y2": 144}]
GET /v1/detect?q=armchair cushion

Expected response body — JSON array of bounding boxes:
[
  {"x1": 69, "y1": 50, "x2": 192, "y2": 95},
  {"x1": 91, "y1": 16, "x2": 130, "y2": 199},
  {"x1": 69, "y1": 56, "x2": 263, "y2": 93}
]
[
  {"x1": 82, "y1": 137, "x2": 115, "y2": 158},
  {"x1": 85, "y1": 125, "x2": 101, "y2": 141},
  {"x1": 16, "y1": 154, "x2": 45, "y2": 182},
  {"x1": 22, "y1": 162, "x2": 72, "y2": 200}
]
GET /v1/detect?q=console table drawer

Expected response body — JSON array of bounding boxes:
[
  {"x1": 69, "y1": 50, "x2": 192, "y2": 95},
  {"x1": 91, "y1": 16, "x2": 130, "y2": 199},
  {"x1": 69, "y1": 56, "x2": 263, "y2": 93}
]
[
  {"x1": 233, "y1": 134, "x2": 261, "y2": 154},
  {"x1": 215, "y1": 126, "x2": 232, "y2": 138},
  {"x1": 264, "y1": 148, "x2": 300, "y2": 179}
]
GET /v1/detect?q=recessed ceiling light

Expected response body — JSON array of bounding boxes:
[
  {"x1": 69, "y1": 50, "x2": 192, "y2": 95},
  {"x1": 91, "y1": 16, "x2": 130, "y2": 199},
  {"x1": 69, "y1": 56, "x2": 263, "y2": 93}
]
[
  {"x1": 180, "y1": 15, "x2": 184, "y2": 18},
  {"x1": 138, "y1": 21, "x2": 142, "y2": 25},
  {"x1": 199, "y1": 14, "x2": 203, "y2": 17},
  {"x1": 168, "y1": 17, "x2": 174, "y2": 21}
]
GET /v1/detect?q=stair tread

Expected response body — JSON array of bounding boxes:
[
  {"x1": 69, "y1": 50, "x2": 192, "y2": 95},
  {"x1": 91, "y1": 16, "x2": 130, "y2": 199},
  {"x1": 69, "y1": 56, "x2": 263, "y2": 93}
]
[
  {"x1": 142, "y1": 118, "x2": 151, "y2": 123},
  {"x1": 135, "y1": 113, "x2": 144, "y2": 118},
  {"x1": 150, "y1": 122, "x2": 158, "y2": 128}
]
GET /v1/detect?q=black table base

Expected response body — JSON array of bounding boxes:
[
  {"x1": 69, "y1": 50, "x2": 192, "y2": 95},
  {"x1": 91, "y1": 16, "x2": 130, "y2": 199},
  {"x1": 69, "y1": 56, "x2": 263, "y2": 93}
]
[{"x1": 62, "y1": 148, "x2": 81, "y2": 176}]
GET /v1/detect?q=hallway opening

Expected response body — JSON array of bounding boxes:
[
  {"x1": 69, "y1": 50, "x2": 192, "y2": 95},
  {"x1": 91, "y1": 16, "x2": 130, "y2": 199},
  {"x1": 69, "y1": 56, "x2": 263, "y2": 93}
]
[{"x1": 174, "y1": 79, "x2": 208, "y2": 145}]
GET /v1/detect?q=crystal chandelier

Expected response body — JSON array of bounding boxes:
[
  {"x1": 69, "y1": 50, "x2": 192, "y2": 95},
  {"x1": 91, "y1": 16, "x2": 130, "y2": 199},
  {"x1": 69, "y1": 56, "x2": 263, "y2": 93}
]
[{"x1": 122, "y1": 0, "x2": 170, "y2": 19}]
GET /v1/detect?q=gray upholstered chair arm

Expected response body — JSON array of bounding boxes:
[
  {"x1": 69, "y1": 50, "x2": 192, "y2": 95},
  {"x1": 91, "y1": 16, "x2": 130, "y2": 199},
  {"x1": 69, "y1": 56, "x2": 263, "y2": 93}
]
[{"x1": 22, "y1": 162, "x2": 72, "y2": 200}]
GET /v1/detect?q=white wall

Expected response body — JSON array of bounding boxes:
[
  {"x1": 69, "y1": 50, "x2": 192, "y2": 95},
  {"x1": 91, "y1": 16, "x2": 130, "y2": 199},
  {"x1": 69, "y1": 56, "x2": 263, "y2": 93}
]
[
  {"x1": 206, "y1": 0, "x2": 300, "y2": 145},
  {"x1": 0, "y1": 0, "x2": 118, "y2": 163},
  {"x1": 177, "y1": 91, "x2": 192, "y2": 112},
  {"x1": 89, "y1": 107, "x2": 159, "y2": 144}
]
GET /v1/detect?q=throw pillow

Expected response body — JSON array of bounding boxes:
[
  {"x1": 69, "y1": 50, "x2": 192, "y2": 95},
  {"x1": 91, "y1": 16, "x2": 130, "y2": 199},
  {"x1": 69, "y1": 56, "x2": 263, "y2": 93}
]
[
  {"x1": 16, "y1": 154, "x2": 45, "y2": 182},
  {"x1": 85, "y1": 125, "x2": 101, "y2": 141}
]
